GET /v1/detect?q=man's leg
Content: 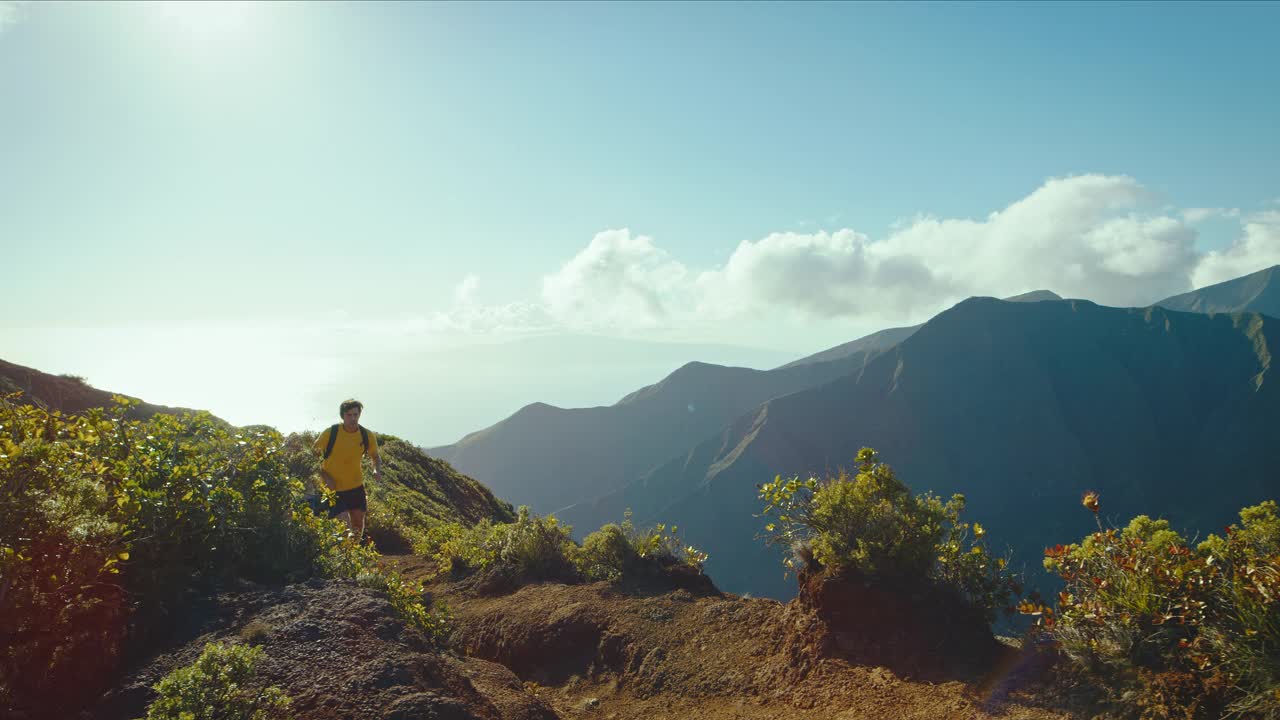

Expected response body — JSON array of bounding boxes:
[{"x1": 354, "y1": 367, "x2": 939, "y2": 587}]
[
  {"x1": 329, "y1": 489, "x2": 351, "y2": 533},
  {"x1": 348, "y1": 508, "x2": 366, "y2": 540}
]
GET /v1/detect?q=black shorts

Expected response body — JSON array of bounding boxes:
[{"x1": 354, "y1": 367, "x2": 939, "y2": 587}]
[{"x1": 328, "y1": 485, "x2": 367, "y2": 517}]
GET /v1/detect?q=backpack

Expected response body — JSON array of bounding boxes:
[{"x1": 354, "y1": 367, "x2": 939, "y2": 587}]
[{"x1": 323, "y1": 424, "x2": 369, "y2": 460}]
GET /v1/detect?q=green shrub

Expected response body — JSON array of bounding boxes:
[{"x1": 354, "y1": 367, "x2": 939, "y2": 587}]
[
  {"x1": 1034, "y1": 496, "x2": 1280, "y2": 719},
  {"x1": 418, "y1": 507, "x2": 578, "y2": 583},
  {"x1": 1, "y1": 397, "x2": 132, "y2": 714},
  {"x1": 758, "y1": 447, "x2": 1017, "y2": 621},
  {"x1": 0, "y1": 395, "x2": 451, "y2": 715},
  {"x1": 489, "y1": 506, "x2": 578, "y2": 579},
  {"x1": 144, "y1": 642, "x2": 291, "y2": 720},
  {"x1": 575, "y1": 523, "x2": 632, "y2": 581},
  {"x1": 573, "y1": 511, "x2": 709, "y2": 582}
]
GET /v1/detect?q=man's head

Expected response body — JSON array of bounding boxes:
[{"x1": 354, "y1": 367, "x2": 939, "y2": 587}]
[{"x1": 339, "y1": 399, "x2": 363, "y2": 425}]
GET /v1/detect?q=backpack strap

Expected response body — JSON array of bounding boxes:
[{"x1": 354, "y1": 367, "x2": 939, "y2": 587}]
[
  {"x1": 324, "y1": 424, "x2": 370, "y2": 459},
  {"x1": 323, "y1": 424, "x2": 340, "y2": 460}
]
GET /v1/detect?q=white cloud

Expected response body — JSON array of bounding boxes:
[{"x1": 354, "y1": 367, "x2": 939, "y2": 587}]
[
  {"x1": 1183, "y1": 207, "x2": 1242, "y2": 222},
  {"x1": 395, "y1": 176, "x2": 1280, "y2": 343},
  {"x1": 541, "y1": 229, "x2": 691, "y2": 330},
  {"x1": 694, "y1": 174, "x2": 1200, "y2": 318},
  {"x1": 694, "y1": 229, "x2": 950, "y2": 321},
  {"x1": 1193, "y1": 211, "x2": 1280, "y2": 287},
  {"x1": 453, "y1": 274, "x2": 479, "y2": 306},
  {"x1": 0, "y1": 1, "x2": 28, "y2": 33}
]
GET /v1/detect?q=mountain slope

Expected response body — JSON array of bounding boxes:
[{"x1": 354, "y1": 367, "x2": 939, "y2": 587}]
[
  {"x1": 369, "y1": 433, "x2": 517, "y2": 535},
  {"x1": 1157, "y1": 264, "x2": 1280, "y2": 317},
  {"x1": 775, "y1": 290, "x2": 1061, "y2": 370},
  {"x1": 561, "y1": 299, "x2": 1279, "y2": 599},
  {"x1": 431, "y1": 290, "x2": 1064, "y2": 518},
  {"x1": 427, "y1": 353, "x2": 889, "y2": 517},
  {"x1": 0, "y1": 357, "x2": 205, "y2": 421},
  {"x1": 774, "y1": 325, "x2": 918, "y2": 370}
]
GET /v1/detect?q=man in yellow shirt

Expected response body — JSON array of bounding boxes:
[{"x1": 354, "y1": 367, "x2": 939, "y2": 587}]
[{"x1": 312, "y1": 398, "x2": 381, "y2": 539}]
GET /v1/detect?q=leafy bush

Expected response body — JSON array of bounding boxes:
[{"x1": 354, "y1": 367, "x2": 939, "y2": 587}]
[
  {"x1": 1, "y1": 397, "x2": 133, "y2": 713},
  {"x1": 490, "y1": 506, "x2": 578, "y2": 579},
  {"x1": 416, "y1": 520, "x2": 497, "y2": 576},
  {"x1": 1033, "y1": 496, "x2": 1280, "y2": 719},
  {"x1": 758, "y1": 447, "x2": 1017, "y2": 621},
  {"x1": 573, "y1": 511, "x2": 708, "y2": 582},
  {"x1": 0, "y1": 395, "x2": 449, "y2": 716},
  {"x1": 144, "y1": 642, "x2": 291, "y2": 720},
  {"x1": 418, "y1": 506, "x2": 578, "y2": 583}
]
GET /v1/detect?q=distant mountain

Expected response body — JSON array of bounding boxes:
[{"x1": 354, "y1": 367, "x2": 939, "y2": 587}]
[
  {"x1": 0, "y1": 357, "x2": 205, "y2": 421},
  {"x1": 427, "y1": 352, "x2": 888, "y2": 517},
  {"x1": 776, "y1": 290, "x2": 1060, "y2": 370},
  {"x1": 1157, "y1": 264, "x2": 1280, "y2": 317},
  {"x1": 431, "y1": 290, "x2": 1064, "y2": 520},
  {"x1": 774, "y1": 325, "x2": 919, "y2": 370},
  {"x1": 560, "y1": 298, "x2": 1278, "y2": 599}
]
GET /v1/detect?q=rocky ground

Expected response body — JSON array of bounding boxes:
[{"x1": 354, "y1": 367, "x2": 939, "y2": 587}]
[
  {"x1": 399, "y1": 555, "x2": 1074, "y2": 720},
  {"x1": 92, "y1": 554, "x2": 1077, "y2": 720},
  {"x1": 93, "y1": 577, "x2": 555, "y2": 720}
]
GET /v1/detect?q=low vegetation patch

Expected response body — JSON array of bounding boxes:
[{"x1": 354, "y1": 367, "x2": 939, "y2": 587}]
[
  {"x1": 757, "y1": 447, "x2": 1019, "y2": 623},
  {"x1": 144, "y1": 642, "x2": 291, "y2": 720},
  {"x1": 574, "y1": 510, "x2": 708, "y2": 582},
  {"x1": 1028, "y1": 494, "x2": 1280, "y2": 719},
  {"x1": 0, "y1": 395, "x2": 447, "y2": 717},
  {"x1": 417, "y1": 506, "x2": 578, "y2": 582},
  {"x1": 417, "y1": 506, "x2": 708, "y2": 590}
]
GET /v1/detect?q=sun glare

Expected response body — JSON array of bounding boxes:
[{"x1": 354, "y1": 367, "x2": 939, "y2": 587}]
[{"x1": 149, "y1": 1, "x2": 260, "y2": 50}]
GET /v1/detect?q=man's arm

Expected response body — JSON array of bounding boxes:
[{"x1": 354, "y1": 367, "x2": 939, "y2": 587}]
[{"x1": 313, "y1": 429, "x2": 336, "y2": 489}]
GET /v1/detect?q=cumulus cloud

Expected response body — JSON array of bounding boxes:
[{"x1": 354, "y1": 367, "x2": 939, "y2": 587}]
[
  {"x1": 453, "y1": 274, "x2": 479, "y2": 306},
  {"x1": 693, "y1": 229, "x2": 953, "y2": 321},
  {"x1": 1182, "y1": 207, "x2": 1240, "y2": 223},
  {"x1": 541, "y1": 229, "x2": 691, "y2": 330},
  {"x1": 415, "y1": 175, "x2": 1280, "y2": 340},
  {"x1": 0, "y1": 2, "x2": 27, "y2": 33},
  {"x1": 1193, "y1": 211, "x2": 1280, "y2": 287},
  {"x1": 692, "y1": 174, "x2": 1203, "y2": 319}
]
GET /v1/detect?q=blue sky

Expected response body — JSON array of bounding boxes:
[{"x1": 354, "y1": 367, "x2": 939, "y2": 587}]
[{"x1": 2, "y1": 1, "x2": 1279, "y2": 443}]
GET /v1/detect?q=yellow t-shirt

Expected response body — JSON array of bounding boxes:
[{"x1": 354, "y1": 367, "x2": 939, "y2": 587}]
[{"x1": 313, "y1": 425, "x2": 379, "y2": 492}]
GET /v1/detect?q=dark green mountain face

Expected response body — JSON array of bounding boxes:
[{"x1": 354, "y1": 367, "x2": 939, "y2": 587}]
[
  {"x1": 431, "y1": 290, "x2": 1065, "y2": 523},
  {"x1": 565, "y1": 299, "x2": 1279, "y2": 600},
  {"x1": 1157, "y1": 264, "x2": 1280, "y2": 317},
  {"x1": 428, "y1": 352, "x2": 891, "y2": 518}
]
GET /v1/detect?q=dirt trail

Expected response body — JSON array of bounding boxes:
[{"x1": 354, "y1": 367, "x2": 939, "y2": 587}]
[
  {"x1": 94, "y1": 578, "x2": 555, "y2": 720},
  {"x1": 387, "y1": 555, "x2": 1073, "y2": 720},
  {"x1": 88, "y1": 554, "x2": 1073, "y2": 720}
]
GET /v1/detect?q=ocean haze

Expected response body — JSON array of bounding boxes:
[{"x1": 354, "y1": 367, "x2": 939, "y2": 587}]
[{"x1": 0, "y1": 326, "x2": 791, "y2": 446}]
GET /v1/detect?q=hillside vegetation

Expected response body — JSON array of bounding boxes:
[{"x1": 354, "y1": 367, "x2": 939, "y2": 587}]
[
  {"x1": 0, "y1": 394, "x2": 484, "y2": 719},
  {"x1": 0, "y1": 358, "x2": 206, "y2": 422}
]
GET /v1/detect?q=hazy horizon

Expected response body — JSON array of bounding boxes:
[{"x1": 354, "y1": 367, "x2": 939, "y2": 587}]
[{"x1": 4, "y1": 1, "x2": 1279, "y2": 444}]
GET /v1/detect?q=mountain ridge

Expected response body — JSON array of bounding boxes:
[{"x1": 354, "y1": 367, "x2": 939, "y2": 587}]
[
  {"x1": 430, "y1": 289, "x2": 1069, "y2": 519},
  {"x1": 561, "y1": 297, "x2": 1280, "y2": 599},
  {"x1": 1157, "y1": 264, "x2": 1280, "y2": 317},
  {"x1": 0, "y1": 357, "x2": 210, "y2": 422}
]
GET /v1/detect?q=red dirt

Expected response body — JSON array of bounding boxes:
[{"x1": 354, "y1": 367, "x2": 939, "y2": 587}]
[
  {"x1": 391, "y1": 555, "x2": 1074, "y2": 720},
  {"x1": 85, "y1": 554, "x2": 1075, "y2": 720}
]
